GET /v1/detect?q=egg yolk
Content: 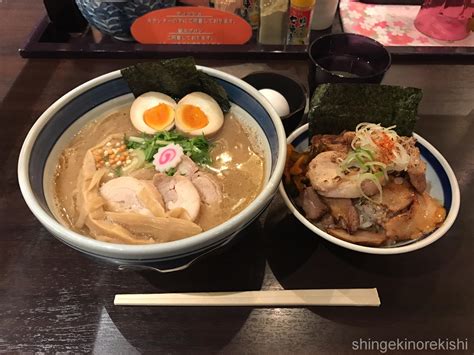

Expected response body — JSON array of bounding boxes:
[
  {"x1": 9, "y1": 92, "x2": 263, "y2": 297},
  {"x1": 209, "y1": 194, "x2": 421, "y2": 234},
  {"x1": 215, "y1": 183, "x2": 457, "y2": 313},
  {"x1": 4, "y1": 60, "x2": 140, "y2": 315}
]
[
  {"x1": 181, "y1": 105, "x2": 209, "y2": 130},
  {"x1": 144, "y1": 103, "x2": 173, "y2": 130}
]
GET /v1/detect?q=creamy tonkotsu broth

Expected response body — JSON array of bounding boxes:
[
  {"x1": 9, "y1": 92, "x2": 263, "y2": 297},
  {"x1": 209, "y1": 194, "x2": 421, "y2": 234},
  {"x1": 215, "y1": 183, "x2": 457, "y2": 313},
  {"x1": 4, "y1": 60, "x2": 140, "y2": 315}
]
[{"x1": 53, "y1": 106, "x2": 265, "y2": 244}]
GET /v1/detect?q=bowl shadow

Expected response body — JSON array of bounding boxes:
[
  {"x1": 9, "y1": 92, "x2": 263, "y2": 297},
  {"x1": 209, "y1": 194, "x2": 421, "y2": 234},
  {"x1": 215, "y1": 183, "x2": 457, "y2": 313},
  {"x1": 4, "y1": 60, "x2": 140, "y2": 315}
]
[
  {"x1": 262, "y1": 196, "x2": 321, "y2": 279},
  {"x1": 264, "y1": 194, "x2": 465, "y2": 328},
  {"x1": 98, "y1": 221, "x2": 267, "y2": 353},
  {"x1": 137, "y1": 221, "x2": 267, "y2": 292}
]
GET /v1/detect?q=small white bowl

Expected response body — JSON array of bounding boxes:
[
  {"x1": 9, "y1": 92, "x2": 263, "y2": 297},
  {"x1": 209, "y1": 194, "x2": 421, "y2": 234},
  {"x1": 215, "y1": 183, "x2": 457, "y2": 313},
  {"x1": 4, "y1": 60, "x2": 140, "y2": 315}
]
[
  {"x1": 18, "y1": 66, "x2": 287, "y2": 269},
  {"x1": 279, "y1": 123, "x2": 460, "y2": 255}
]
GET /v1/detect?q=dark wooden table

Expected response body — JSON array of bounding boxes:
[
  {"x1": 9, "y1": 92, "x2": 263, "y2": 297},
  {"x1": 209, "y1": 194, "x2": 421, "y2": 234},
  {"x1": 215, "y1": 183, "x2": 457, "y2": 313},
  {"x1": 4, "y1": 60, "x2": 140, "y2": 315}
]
[{"x1": 1, "y1": 1, "x2": 473, "y2": 353}]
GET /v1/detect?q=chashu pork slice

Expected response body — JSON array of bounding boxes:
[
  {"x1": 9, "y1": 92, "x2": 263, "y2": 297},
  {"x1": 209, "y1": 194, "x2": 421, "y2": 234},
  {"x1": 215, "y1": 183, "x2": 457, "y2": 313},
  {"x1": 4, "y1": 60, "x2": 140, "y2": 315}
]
[
  {"x1": 323, "y1": 197, "x2": 360, "y2": 234},
  {"x1": 381, "y1": 178, "x2": 415, "y2": 213},
  {"x1": 99, "y1": 176, "x2": 165, "y2": 217},
  {"x1": 175, "y1": 155, "x2": 199, "y2": 176},
  {"x1": 311, "y1": 132, "x2": 355, "y2": 154},
  {"x1": 191, "y1": 172, "x2": 222, "y2": 205},
  {"x1": 384, "y1": 191, "x2": 446, "y2": 241},
  {"x1": 404, "y1": 139, "x2": 427, "y2": 193},
  {"x1": 153, "y1": 174, "x2": 201, "y2": 221},
  {"x1": 307, "y1": 151, "x2": 381, "y2": 199},
  {"x1": 301, "y1": 187, "x2": 328, "y2": 221},
  {"x1": 175, "y1": 155, "x2": 223, "y2": 205}
]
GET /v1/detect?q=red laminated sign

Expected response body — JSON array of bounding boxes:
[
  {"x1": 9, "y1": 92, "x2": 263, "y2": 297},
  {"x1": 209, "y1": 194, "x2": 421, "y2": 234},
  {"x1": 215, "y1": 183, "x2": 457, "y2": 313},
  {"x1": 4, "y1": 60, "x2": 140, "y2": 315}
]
[{"x1": 131, "y1": 7, "x2": 253, "y2": 45}]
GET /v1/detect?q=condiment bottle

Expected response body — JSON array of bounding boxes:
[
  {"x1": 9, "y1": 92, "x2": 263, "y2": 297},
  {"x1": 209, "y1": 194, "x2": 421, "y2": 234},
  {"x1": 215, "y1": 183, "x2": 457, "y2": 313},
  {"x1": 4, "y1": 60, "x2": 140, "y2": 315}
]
[
  {"x1": 241, "y1": 0, "x2": 260, "y2": 29},
  {"x1": 310, "y1": 0, "x2": 339, "y2": 30},
  {"x1": 287, "y1": 0, "x2": 316, "y2": 45},
  {"x1": 215, "y1": 0, "x2": 243, "y2": 14},
  {"x1": 258, "y1": 0, "x2": 289, "y2": 44}
]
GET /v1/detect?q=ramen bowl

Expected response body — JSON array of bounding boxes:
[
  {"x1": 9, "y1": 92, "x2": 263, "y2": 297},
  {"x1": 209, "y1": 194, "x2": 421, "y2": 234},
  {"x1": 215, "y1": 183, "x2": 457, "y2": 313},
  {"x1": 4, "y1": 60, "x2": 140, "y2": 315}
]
[
  {"x1": 75, "y1": 0, "x2": 176, "y2": 41},
  {"x1": 18, "y1": 66, "x2": 286, "y2": 270}
]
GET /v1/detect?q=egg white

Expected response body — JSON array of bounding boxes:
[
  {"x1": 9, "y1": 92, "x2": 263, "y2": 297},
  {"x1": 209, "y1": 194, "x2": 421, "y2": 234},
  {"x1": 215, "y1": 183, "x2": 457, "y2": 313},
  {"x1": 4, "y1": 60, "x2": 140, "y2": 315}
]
[
  {"x1": 175, "y1": 92, "x2": 224, "y2": 137},
  {"x1": 259, "y1": 89, "x2": 290, "y2": 117},
  {"x1": 130, "y1": 92, "x2": 177, "y2": 134}
]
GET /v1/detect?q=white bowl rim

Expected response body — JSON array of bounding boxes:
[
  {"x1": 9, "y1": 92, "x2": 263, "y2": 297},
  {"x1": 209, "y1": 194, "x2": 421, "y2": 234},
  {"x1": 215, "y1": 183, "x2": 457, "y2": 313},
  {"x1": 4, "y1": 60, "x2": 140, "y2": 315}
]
[
  {"x1": 279, "y1": 123, "x2": 461, "y2": 255},
  {"x1": 18, "y1": 66, "x2": 287, "y2": 260}
]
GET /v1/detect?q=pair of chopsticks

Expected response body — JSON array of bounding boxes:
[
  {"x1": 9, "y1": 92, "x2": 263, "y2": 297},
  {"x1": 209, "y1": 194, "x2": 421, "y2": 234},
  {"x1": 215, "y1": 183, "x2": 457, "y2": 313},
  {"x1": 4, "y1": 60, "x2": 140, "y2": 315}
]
[{"x1": 114, "y1": 288, "x2": 380, "y2": 307}]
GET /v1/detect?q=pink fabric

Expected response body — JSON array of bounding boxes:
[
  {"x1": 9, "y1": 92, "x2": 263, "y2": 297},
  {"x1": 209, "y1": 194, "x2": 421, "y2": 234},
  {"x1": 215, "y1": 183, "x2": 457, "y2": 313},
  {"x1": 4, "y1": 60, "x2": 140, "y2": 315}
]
[{"x1": 339, "y1": 0, "x2": 474, "y2": 46}]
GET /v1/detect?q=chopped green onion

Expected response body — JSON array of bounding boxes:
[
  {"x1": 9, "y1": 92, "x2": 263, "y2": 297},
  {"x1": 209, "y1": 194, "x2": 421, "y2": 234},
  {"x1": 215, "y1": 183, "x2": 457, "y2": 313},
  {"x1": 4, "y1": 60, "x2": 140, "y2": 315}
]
[
  {"x1": 125, "y1": 131, "x2": 212, "y2": 166},
  {"x1": 113, "y1": 166, "x2": 122, "y2": 177},
  {"x1": 360, "y1": 147, "x2": 374, "y2": 160},
  {"x1": 340, "y1": 143, "x2": 388, "y2": 204},
  {"x1": 128, "y1": 136, "x2": 145, "y2": 143},
  {"x1": 166, "y1": 167, "x2": 176, "y2": 176}
]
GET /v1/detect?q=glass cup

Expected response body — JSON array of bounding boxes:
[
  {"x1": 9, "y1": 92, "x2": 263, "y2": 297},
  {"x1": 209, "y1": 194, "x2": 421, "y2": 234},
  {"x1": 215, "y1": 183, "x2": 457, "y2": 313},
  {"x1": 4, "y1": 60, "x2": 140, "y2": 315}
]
[
  {"x1": 414, "y1": 0, "x2": 474, "y2": 41},
  {"x1": 308, "y1": 33, "x2": 392, "y2": 95},
  {"x1": 311, "y1": 0, "x2": 340, "y2": 30}
]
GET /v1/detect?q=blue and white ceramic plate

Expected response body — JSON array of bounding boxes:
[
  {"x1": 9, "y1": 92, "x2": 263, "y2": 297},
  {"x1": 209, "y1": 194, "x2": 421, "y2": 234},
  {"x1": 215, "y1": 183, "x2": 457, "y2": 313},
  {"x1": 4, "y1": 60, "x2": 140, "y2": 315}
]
[
  {"x1": 279, "y1": 123, "x2": 460, "y2": 255},
  {"x1": 18, "y1": 67, "x2": 286, "y2": 269}
]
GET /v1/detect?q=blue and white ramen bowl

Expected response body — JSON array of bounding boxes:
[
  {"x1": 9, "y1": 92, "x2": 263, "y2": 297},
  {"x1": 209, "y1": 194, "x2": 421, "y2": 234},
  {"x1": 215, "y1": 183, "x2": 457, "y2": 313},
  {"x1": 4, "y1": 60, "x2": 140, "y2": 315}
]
[
  {"x1": 18, "y1": 66, "x2": 286, "y2": 270},
  {"x1": 75, "y1": 0, "x2": 176, "y2": 41},
  {"x1": 279, "y1": 123, "x2": 460, "y2": 255}
]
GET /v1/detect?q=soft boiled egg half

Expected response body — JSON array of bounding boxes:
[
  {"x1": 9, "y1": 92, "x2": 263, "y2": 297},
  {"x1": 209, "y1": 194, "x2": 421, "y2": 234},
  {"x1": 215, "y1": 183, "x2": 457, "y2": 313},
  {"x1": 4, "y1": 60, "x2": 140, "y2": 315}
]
[
  {"x1": 130, "y1": 92, "x2": 177, "y2": 134},
  {"x1": 175, "y1": 92, "x2": 224, "y2": 137}
]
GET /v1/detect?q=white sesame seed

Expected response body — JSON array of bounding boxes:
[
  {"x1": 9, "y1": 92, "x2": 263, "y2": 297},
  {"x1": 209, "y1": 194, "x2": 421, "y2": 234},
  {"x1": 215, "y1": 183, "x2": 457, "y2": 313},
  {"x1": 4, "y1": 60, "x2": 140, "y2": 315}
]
[
  {"x1": 128, "y1": 148, "x2": 133, "y2": 152},
  {"x1": 106, "y1": 142, "x2": 112, "y2": 147},
  {"x1": 108, "y1": 173, "x2": 114, "y2": 177},
  {"x1": 126, "y1": 159, "x2": 132, "y2": 164},
  {"x1": 115, "y1": 142, "x2": 120, "y2": 147},
  {"x1": 103, "y1": 150, "x2": 108, "y2": 156},
  {"x1": 112, "y1": 149, "x2": 117, "y2": 154},
  {"x1": 105, "y1": 162, "x2": 110, "y2": 167}
]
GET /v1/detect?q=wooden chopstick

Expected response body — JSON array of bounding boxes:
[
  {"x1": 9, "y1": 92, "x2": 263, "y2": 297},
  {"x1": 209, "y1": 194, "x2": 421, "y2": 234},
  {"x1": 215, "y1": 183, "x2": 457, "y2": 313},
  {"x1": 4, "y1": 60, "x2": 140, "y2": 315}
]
[{"x1": 114, "y1": 288, "x2": 380, "y2": 307}]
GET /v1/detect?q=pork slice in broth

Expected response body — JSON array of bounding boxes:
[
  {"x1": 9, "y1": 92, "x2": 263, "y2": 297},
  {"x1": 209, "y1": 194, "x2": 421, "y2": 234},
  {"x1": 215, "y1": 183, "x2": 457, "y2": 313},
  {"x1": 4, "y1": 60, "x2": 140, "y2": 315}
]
[
  {"x1": 191, "y1": 172, "x2": 222, "y2": 205},
  {"x1": 74, "y1": 151, "x2": 154, "y2": 244},
  {"x1": 176, "y1": 155, "x2": 199, "y2": 176},
  {"x1": 153, "y1": 174, "x2": 201, "y2": 221},
  {"x1": 100, "y1": 176, "x2": 165, "y2": 217},
  {"x1": 174, "y1": 155, "x2": 222, "y2": 205}
]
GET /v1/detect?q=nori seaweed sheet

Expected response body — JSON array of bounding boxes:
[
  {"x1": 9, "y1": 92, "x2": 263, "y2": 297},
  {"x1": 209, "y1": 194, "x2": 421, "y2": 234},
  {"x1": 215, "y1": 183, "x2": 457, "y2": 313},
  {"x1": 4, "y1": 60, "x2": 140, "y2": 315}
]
[
  {"x1": 196, "y1": 71, "x2": 231, "y2": 113},
  {"x1": 121, "y1": 57, "x2": 231, "y2": 113},
  {"x1": 308, "y1": 84, "x2": 423, "y2": 139}
]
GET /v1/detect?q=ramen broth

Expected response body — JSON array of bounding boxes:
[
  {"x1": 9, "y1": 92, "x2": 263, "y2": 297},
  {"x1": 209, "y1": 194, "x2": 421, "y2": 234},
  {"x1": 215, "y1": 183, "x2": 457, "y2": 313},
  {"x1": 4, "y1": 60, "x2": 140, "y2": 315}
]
[{"x1": 53, "y1": 106, "x2": 265, "y2": 243}]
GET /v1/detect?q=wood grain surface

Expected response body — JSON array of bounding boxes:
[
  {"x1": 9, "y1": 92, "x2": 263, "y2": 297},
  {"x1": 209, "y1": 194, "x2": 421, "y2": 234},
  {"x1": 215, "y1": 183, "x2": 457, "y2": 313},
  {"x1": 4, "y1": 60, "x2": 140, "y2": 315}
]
[{"x1": 0, "y1": 0, "x2": 473, "y2": 353}]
